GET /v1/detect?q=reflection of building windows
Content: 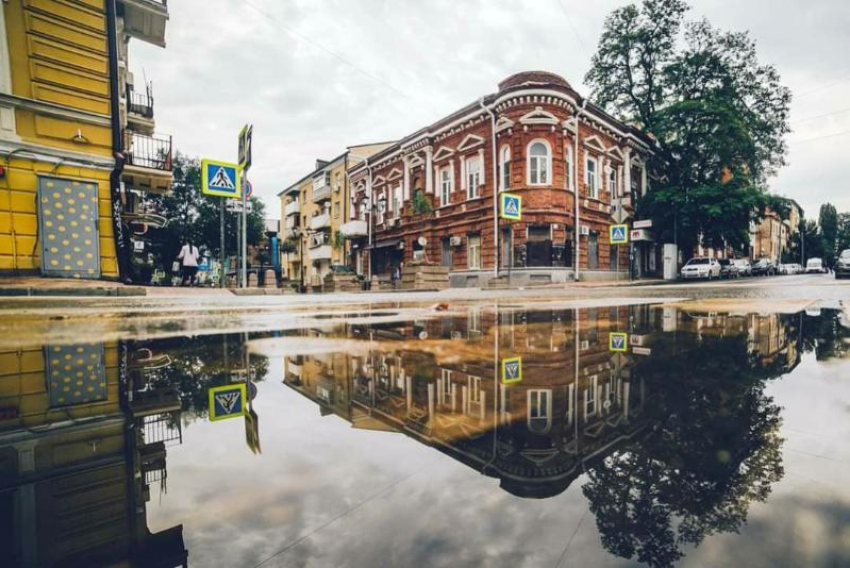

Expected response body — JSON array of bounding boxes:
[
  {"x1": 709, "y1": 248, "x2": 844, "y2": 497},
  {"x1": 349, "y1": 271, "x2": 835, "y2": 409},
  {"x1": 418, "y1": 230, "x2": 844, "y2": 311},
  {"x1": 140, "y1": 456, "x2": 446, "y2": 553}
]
[
  {"x1": 528, "y1": 389, "x2": 552, "y2": 433},
  {"x1": 584, "y1": 375, "x2": 598, "y2": 418},
  {"x1": 468, "y1": 376, "x2": 482, "y2": 404},
  {"x1": 468, "y1": 307, "x2": 481, "y2": 335},
  {"x1": 587, "y1": 308, "x2": 599, "y2": 343}
]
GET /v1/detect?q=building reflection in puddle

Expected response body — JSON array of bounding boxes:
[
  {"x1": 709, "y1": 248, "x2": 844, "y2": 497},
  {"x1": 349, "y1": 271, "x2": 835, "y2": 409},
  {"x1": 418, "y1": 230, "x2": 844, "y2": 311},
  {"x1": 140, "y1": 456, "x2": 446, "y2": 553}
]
[{"x1": 282, "y1": 305, "x2": 842, "y2": 566}]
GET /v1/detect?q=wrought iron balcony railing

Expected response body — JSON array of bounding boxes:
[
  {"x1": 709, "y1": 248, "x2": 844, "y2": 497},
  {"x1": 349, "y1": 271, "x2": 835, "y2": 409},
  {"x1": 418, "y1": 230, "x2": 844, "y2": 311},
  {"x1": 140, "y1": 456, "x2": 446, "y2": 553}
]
[
  {"x1": 124, "y1": 131, "x2": 173, "y2": 171},
  {"x1": 127, "y1": 83, "x2": 154, "y2": 119}
]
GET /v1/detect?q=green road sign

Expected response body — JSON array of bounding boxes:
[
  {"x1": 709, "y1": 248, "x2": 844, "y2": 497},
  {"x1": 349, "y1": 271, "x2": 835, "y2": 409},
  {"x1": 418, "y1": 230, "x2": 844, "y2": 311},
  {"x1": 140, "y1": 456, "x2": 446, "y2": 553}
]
[
  {"x1": 500, "y1": 193, "x2": 522, "y2": 221},
  {"x1": 208, "y1": 383, "x2": 247, "y2": 421},
  {"x1": 501, "y1": 356, "x2": 523, "y2": 384},
  {"x1": 610, "y1": 224, "x2": 629, "y2": 245},
  {"x1": 202, "y1": 159, "x2": 242, "y2": 198},
  {"x1": 609, "y1": 332, "x2": 629, "y2": 353}
]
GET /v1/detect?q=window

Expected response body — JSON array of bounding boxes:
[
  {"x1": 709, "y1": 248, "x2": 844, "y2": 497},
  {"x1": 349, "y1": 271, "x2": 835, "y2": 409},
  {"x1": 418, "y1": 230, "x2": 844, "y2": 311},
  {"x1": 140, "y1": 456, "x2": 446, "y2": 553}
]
[
  {"x1": 586, "y1": 156, "x2": 598, "y2": 198},
  {"x1": 392, "y1": 184, "x2": 401, "y2": 218},
  {"x1": 585, "y1": 375, "x2": 598, "y2": 418},
  {"x1": 609, "y1": 166, "x2": 619, "y2": 198},
  {"x1": 565, "y1": 147, "x2": 574, "y2": 190},
  {"x1": 333, "y1": 201, "x2": 340, "y2": 218},
  {"x1": 528, "y1": 390, "x2": 552, "y2": 433},
  {"x1": 466, "y1": 157, "x2": 481, "y2": 199},
  {"x1": 528, "y1": 141, "x2": 551, "y2": 185},
  {"x1": 467, "y1": 234, "x2": 481, "y2": 269},
  {"x1": 499, "y1": 145, "x2": 511, "y2": 191},
  {"x1": 440, "y1": 167, "x2": 452, "y2": 206}
]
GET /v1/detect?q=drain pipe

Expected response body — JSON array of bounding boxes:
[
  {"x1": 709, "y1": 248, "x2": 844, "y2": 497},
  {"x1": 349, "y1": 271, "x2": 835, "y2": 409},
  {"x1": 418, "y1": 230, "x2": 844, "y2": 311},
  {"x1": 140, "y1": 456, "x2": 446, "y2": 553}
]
[
  {"x1": 574, "y1": 98, "x2": 589, "y2": 282},
  {"x1": 479, "y1": 97, "x2": 499, "y2": 279},
  {"x1": 366, "y1": 158, "x2": 373, "y2": 281},
  {"x1": 106, "y1": 0, "x2": 130, "y2": 282}
]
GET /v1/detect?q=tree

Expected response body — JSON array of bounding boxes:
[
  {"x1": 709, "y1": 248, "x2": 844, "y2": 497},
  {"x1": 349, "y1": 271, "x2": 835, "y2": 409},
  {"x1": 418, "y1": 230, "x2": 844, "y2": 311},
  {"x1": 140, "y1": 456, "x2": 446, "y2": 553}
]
[
  {"x1": 141, "y1": 153, "x2": 266, "y2": 277},
  {"x1": 818, "y1": 203, "x2": 839, "y2": 267},
  {"x1": 838, "y1": 213, "x2": 850, "y2": 254},
  {"x1": 586, "y1": 0, "x2": 791, "y2": 258}
]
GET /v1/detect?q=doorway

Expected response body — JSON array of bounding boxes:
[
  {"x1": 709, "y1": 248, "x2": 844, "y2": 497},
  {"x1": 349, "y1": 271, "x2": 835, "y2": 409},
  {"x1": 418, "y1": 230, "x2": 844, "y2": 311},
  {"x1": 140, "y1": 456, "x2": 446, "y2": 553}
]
[
  {"x1": 500, "y1": 227, "x2": 511, "y2": 268},
  {"x1": 38, "y1": 176, "x2": 101, "y2": 279},
  {"x1": 588, "y1": 231, "x2": 599, "y2": 270},
  {"x1": 441, "y1": 237, "x2": 453, "y2": 268}
]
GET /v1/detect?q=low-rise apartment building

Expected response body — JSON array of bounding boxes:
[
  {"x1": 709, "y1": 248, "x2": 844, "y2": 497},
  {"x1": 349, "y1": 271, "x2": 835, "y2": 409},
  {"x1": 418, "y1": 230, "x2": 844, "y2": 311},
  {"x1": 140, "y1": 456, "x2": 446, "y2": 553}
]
[
  {"x1": 348, "y1": 71, "x2": 652, "y2": 287},
  {"x1": 0, "y1": 0, "x2": 171, "y2": 280}
]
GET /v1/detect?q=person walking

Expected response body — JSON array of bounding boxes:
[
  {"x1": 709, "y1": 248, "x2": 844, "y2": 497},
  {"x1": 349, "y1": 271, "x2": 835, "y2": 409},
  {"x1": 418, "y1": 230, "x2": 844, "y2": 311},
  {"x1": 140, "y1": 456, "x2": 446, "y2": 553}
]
[{"x1": 177, "y1": 239, "x2": 200, "y2": 286}]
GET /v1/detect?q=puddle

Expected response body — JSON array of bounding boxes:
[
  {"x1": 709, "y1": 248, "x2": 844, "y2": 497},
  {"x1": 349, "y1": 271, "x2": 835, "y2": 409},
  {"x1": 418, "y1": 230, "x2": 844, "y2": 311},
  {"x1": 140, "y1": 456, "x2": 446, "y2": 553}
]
[{"x1": 1, "y1": 305, "x2": 849, "y2": 567}]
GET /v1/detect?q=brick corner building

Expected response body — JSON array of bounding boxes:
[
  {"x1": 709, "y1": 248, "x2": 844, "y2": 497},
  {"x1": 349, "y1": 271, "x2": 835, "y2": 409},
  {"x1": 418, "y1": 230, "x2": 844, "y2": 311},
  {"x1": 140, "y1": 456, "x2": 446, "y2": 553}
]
[{"x1": 348, "y1": 71, "x2": 653, "y2": 287}]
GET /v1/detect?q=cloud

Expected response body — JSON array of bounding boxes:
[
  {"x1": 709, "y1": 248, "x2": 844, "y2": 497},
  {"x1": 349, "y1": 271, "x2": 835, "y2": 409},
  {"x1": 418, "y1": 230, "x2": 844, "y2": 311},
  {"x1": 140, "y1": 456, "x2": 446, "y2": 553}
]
[{"x1": 129, "y1": 0, "x2": 850, "y2": 219}]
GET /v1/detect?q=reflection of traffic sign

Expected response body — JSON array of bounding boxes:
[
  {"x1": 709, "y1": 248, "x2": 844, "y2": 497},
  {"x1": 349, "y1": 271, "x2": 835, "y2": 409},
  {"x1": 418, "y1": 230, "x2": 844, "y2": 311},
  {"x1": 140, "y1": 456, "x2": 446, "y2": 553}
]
[
  {"x1": 610, "y1": 352, "x2": 630, "y2": 370},
  {"x1": 500, "y1": 193, "x2": 522, "y2": 221},
  {"x1": 208, "y1": 384, "x2": 247, "y2": 421},
  {"x1": 238, "y1": 124, "x2": 253, "y2": 170},
  {"x1": 610, "y1": 224, "x2": 629, "y2": 245},
  {"x1": 244, "y1": 408, "x2": 261, "y2": 454},
  {"x1": 633, "y1": 347, "x2": 652, "y2": 356},
  {"x1": 501, "y1": 357, "x2": 523, "y2": 384},
  {"x1": 202, "y1": 159, "x2": 242, "y2": 198},
  {"x1": 609, "y1": 332, "x2": 629, "y2": 352}
]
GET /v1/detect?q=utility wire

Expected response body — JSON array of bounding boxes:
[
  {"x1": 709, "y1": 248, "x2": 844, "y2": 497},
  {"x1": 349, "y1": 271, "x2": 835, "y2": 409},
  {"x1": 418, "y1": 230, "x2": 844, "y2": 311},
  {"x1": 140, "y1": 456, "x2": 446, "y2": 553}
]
[
  {"x1": 795, "y1": 74, "x2": 850, "y2": 98},
  {"x1": 789, "y1": 128, "x2": 850, "y2": 145},
  {"x1": 236, "y1": 0, "x2": 422, "y2": 106},
  {"x1": 556, "y1": 0, "x2": 589, "y2": 56},
  {"x1": 791, "y1": 106, "x2": 850, "y2": 125}
]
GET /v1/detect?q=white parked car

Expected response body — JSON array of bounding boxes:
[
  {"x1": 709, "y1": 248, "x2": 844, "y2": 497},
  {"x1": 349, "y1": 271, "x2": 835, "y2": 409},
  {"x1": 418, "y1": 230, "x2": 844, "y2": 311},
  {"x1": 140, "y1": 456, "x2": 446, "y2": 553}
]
[
  {"x1": 681, "y1": 257, "x2": 722, "y2": 280},
  {"x1": 806, "y1": 258, "x2": 825, "y2": 274}
]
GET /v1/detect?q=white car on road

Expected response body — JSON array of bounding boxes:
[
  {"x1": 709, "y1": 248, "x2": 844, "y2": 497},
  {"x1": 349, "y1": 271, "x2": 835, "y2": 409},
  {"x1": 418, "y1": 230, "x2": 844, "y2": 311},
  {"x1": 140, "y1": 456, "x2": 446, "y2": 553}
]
[
  {"x1": 806, "y1": 258, "x2": 825, "y2": 274},
  {"x1": 681, "y1": 257, "x2": 722, "y2": 280}
]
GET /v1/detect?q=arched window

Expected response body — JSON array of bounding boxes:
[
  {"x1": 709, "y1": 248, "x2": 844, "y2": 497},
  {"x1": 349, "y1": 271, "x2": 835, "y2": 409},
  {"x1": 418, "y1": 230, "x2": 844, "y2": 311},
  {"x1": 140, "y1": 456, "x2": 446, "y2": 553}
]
[
  {"x1": 499, "y1": 145, "x2": 511, "y2": 191},
  {"x1": 527, "y1": 140, "x2": 551, "y2": 185}
]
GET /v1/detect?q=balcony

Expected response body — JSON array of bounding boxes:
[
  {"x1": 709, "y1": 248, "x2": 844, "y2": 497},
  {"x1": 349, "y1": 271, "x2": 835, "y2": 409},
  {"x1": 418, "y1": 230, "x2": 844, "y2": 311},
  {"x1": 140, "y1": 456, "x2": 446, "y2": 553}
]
[
  {"x1": 313, "y1": 183, "x2": 331, "y2": 203},
  {"x1": 310, "y1": 245, "x2": 332, "y2": 261},
  {"x1": 119, "y1": 0, "x2": 169, "y2": 48},
  {"x1": 126, "y1": 83, "x2": 155, "y2": 135},
  {"x1": 339, "y1": 220, "x2": 368, "y2": 238},
  {"x1": 285, "y1": 200, "x2": 300, "y2": 217},
  {"x1": 123, "y1": 131, "x2": 173, "y2": 194},
  {"x1": 310, "y1": 212, "x2": 331, "y2": 231}
]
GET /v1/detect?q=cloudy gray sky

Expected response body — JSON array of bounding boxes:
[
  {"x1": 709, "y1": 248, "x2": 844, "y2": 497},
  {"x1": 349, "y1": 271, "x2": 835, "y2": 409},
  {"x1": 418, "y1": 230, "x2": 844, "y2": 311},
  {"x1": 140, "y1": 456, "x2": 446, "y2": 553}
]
[{"x1": 131, "y1": 0, "x2": 850, "y2": 220}]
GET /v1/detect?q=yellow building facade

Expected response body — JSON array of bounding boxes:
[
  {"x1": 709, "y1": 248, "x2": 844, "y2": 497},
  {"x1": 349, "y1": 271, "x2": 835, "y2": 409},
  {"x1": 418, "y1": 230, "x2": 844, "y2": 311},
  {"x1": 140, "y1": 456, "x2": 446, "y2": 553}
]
[{"x1": 0, "y1": 0, "x2": 170, "y2": 280}]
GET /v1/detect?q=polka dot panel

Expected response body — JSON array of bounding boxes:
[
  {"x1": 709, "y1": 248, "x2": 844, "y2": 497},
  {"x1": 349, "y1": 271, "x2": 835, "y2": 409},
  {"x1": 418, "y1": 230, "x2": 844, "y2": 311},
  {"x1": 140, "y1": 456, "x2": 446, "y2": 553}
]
[{"x1": 38, "y1": 177, "x2": 101, "y2": 279}]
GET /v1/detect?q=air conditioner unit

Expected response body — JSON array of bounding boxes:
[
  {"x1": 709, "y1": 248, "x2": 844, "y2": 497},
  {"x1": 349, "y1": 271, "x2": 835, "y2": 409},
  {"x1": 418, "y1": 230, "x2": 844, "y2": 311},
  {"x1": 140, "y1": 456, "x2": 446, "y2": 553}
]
[
  {"x1": 450, "y1": 236, "x2": 463, "y2": 247},
  {"x1": 579, "y1": 226, "x2": 590, "y2": 236},
  {"x1": 451, "y1": 331, "x2": 463, "y2": 340},
  {"x1": 580, "y1": 340, "x2": 590, "y2": 350}
]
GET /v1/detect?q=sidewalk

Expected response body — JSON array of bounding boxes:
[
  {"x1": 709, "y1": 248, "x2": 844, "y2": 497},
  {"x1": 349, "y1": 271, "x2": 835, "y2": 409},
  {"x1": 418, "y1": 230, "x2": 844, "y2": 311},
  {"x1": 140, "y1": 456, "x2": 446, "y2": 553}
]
[{"x1": 0, "y1": 276, "x2": 146, "y2": 297}]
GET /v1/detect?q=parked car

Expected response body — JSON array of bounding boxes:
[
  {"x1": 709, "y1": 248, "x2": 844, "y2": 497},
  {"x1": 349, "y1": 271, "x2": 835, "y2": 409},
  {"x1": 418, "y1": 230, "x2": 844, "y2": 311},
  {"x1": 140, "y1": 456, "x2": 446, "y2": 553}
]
[
  {"x1": 733, "y1": 259, "x2": 753, "y2": 277},
  {"x1": 751, "y1": 259, "x2": 777, "y2": 276},
  {"x1": 806, "y1": 258, "x2": 825, "y2": 274},
  {"x1": 779, "y1": 263, "x2": 796, "y2": 275},
  {"x1": 836, "y1": 250, "x2": 850, "y2": 279},
  {"x1": 718, "y1": 258, "x2": 739, "y2": 279},
  {"x1": 790, "y1": 263, "x2": 803, "y2": 274},
  {"x1": 681, "y1": 257, "x2": 722, "y2": 280}
]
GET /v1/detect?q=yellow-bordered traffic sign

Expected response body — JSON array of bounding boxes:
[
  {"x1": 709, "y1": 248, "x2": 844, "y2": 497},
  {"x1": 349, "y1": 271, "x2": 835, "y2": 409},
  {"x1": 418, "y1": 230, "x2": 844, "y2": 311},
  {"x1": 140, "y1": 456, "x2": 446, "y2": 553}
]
[
  {"x1": 501, "y1": 356, "x2": 523, "y2": 384},
  {"x1": 208, "y1": 383, "x2": 247, "y2": 421},
  {"x1": 609, "y1": 332, "x2": 629, "y2": 352},
  {"x1": 202, "y1": 159, "x2": 242, "y2": 198},
  {"x1": 610, "y1": 224, "x2": 629, "y2": 245},
  {"x1": 238, "y1": 124, "x2": 253, "y2": 170},
  {"x1": 500, "y1": 193, "x2": 522, "y2": 221}
]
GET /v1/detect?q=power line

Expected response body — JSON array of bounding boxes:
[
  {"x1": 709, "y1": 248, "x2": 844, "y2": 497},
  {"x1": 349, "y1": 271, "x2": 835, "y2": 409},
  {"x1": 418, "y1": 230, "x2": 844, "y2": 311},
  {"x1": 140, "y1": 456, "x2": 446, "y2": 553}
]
[
  {"x1": 556, "y1": 0, "x2": 589, "y2": 56},
  {"x1": 790, "y1": 128, "x2": 850, "y2": 145},
  {"x1": 792, "y1": 106, "x2": 850, "y2": 125},
  {"x1": 796, "y1": 74, "x2": 850, "y2": 98},
  {"x1": 236, "y1": 0, "x2": 422, "y2": 106}
]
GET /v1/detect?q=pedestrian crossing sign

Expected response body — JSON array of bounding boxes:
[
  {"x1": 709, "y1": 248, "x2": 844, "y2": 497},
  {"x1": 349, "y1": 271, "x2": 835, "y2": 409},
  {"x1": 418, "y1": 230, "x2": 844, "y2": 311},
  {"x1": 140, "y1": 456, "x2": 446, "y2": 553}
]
[
  {"x1": 500, "y1": 193, "x2": 522, "y2": 221},
  {"x1": 501, "y1": 356, "x2": 523, "y2": 385},
  {"x1": 609, "y1": 332, "x2": 629, "y2": 353},
  {"x1": 610, "y1": 224, "x2": 629, "y2": 245},
  {"x1": 209, "y1": 383, "x2": 247, "y2": 421},
  {"x1": 202, "y1": 159, "x2": 242, "y2": 198}
]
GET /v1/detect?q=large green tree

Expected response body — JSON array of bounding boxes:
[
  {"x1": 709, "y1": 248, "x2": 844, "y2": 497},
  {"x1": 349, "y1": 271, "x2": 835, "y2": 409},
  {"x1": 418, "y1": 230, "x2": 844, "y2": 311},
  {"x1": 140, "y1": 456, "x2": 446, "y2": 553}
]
[
  {"x1": 141, "y1": 153, "x2": 266, "y2": 274},
  {"x1": 838, "y1": 212, "x2": 850, "y2": 254},
  {"x1": 818, "y1": 203, "x2": 839, "y2": 267},
  {"x1": 585, "y1": 0, "x2": 791, "y2": 257}
]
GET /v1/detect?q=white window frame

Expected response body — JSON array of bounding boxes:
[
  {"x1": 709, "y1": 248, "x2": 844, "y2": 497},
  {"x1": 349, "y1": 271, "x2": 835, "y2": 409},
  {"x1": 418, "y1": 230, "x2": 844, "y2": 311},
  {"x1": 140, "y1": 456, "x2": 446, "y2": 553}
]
[
  {"x1": 528, "y1": 389, "x2": 552, "y2": 434},
  {"x1": 586, "y1": 155, "x2": 599, "y2": 199},
  {"x1": 466, "y1": 156, "x2": 481, "y2": 199},
  {"x1": 467, "y1": 234, "x2": 481, "y2": 269},
  {"x1": 565, "y1": 147, "x2": 574, "y2": 190},
  {"x1": 440, "y1": 166, "x2": 452, "y2": 207},
  {"x1": 499, "y1": 145, "x2": 511, "y2": 191},
  {"x1": 392, "y1": 184, "x2": 402, "y2": 218},
  {"x1": 527, "y1": 139, "x2": 552, "y2": 186},
  {"x1": 608, "y1": 164, "x2": 619, "y2": 198}
]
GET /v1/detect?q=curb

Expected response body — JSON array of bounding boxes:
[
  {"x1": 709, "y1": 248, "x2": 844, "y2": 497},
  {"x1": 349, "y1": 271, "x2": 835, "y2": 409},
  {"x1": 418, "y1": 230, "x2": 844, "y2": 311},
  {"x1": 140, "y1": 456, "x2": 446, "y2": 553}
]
[{"x1": 0, "y1": 286, "x2": 147, "y2": 297}]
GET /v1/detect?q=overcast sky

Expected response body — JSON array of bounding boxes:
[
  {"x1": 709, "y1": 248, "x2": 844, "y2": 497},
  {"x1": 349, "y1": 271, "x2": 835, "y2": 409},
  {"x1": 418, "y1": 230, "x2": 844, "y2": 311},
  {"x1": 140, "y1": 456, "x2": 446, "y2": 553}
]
[{"x1": 130, "y1": 0, "x2": 850, "y2": 220}]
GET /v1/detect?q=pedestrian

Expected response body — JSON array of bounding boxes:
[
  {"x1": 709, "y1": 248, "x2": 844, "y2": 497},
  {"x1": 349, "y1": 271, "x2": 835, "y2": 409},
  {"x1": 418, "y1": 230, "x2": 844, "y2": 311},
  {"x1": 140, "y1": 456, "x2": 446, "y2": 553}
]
[{"x1": 177, "y1": 239, "x2": 200, "y2": 286}]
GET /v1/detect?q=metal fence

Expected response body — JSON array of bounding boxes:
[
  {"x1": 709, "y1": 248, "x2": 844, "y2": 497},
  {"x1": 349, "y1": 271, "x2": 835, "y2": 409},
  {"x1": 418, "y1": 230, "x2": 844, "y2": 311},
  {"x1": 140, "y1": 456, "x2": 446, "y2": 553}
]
[
  {"x1": 127, "y1": 83, "x2": 154, "y2": 119},
  {"x1": 124, "y1": 131, "x2": 173, "y2": 171}
]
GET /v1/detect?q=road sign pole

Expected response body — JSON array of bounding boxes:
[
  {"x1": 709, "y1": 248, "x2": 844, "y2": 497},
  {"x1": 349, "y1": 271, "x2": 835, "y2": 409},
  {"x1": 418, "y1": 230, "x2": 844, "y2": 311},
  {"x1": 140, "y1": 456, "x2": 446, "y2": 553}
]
[
  {"x1": 220, "y1": 199, "x2": 225, "y2": 288},
  {"x1": 241, "y1": 174, "x2": 247, "y2": 288}
]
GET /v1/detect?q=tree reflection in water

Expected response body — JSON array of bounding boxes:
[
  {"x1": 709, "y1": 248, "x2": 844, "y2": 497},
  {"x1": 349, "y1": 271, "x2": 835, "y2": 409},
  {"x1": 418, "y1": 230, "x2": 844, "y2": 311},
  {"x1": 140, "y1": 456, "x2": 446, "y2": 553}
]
[{"x1": 582, "y1": 333, "x2": 786, "y2": 568}]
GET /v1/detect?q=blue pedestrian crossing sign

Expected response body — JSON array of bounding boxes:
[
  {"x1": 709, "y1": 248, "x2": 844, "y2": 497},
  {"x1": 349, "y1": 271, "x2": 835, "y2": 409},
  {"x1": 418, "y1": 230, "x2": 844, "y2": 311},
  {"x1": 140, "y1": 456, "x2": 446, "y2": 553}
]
[
  {"x1": 209, "y1": 383, "x2": 247, "y2": 421},
  {"x1": 202, "y1": 159, "x2": 242, "y2": 199},
  {"x1": 609, "y1": 332, "x2": 629, "y2": 353},
  {"x1": 501, "y1": 356, "x2": 523, "y2": 385},
  {"x1": 610, "y1": 224, "x2": 629, "y2": 245},
  {"x1": 500, "y1": 193, "x2": 522, "y2": 221}
]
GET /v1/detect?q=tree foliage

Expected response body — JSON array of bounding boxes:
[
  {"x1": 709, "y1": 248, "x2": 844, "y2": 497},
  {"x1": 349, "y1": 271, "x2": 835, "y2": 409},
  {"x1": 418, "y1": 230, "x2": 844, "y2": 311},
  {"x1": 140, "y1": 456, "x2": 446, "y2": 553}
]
[
  {"x1": 586, "y1": 0, "x2": 791, "y2": 256},
  {"x1": 142, "y1": 153, "x2": 266, "y2": 271},
  {"x1": 818, "y1": 203, "x2": 839, "y2": 267}
]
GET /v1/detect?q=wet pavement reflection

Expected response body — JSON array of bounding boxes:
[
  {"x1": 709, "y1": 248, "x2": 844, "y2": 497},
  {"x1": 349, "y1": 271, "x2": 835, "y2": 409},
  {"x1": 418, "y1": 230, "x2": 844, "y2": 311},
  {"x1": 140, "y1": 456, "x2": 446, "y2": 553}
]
[{"x1": 1, "y1": 304, "x2": 849, "y2": 567}]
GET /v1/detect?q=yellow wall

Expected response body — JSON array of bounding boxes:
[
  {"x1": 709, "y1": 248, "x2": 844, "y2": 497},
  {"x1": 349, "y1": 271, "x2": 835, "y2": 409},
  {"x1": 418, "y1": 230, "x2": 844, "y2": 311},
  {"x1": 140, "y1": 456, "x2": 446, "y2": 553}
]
[
  {"x1": 1, "y1": 0, "x2": 118, "y2": 277},
  {"x1": 328, "y1": 159, "x2": 347, "y2": 266}
]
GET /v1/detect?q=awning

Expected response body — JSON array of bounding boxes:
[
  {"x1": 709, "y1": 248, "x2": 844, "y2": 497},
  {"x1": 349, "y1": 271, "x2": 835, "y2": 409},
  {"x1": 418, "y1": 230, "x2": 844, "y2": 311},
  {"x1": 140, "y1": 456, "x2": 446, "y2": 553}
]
[{"x1": 369, "y1": 238, "x2": 403, "y2": 250}]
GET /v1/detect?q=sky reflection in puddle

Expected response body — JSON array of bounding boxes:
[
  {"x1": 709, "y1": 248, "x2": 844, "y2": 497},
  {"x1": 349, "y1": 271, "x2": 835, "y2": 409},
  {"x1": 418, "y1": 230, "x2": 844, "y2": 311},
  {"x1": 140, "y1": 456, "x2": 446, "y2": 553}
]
[{"x1": 1, "y1": 304, "x2": 849, "y2": 568}]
